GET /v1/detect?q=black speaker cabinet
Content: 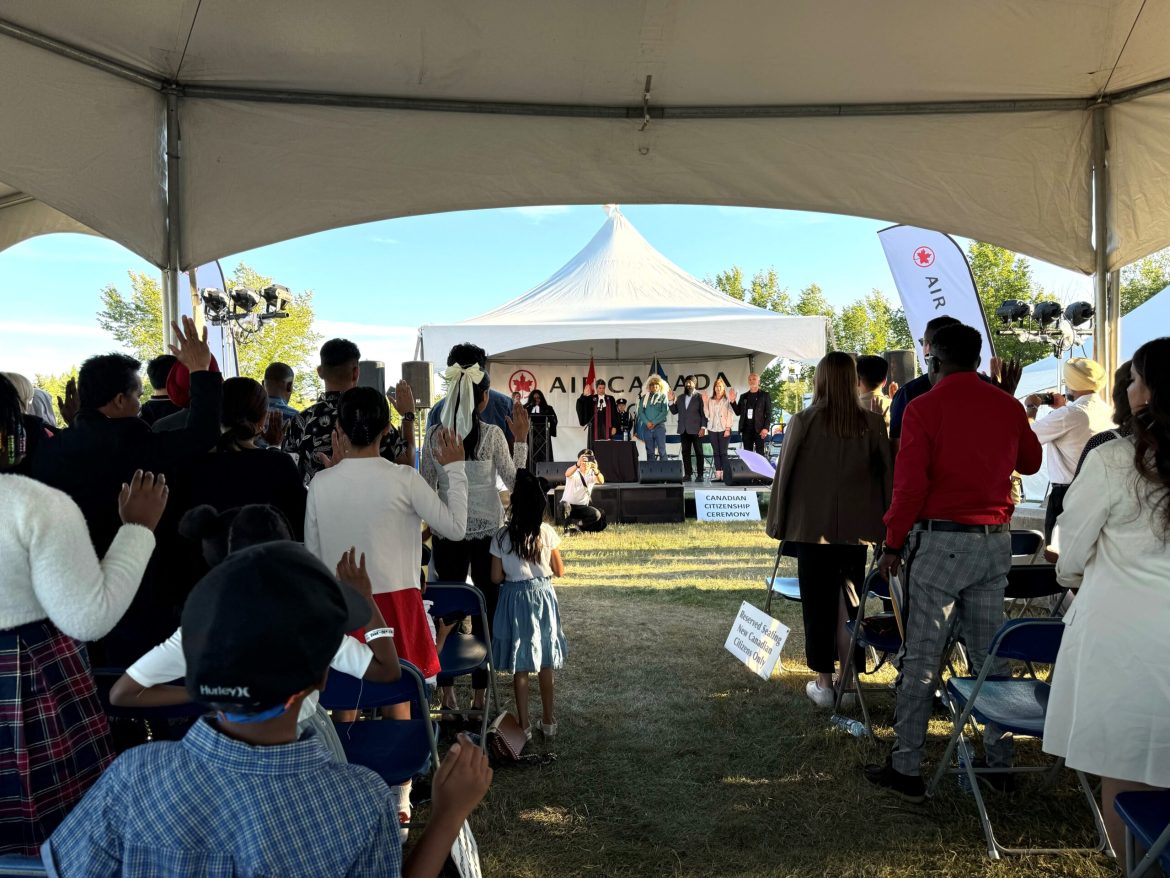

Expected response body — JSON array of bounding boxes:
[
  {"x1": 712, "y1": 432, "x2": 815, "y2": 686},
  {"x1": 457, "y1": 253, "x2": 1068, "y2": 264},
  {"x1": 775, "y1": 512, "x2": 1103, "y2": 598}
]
[
  {"x1": 536, "y1": 461, "x2": 573, "y2": 488},
  {"x1": 723, "y1": 456, "x2": 772, "y2": 486},
  {"x1": 401, "y1": 361, "x2": 434, "y2": 408},
  {"x1": 620, "y1": 485, "x2": 684, "y2": 523},
  {"x1": 357, "y1": 360, "x2": 386, "y2": 396},
  {"x1": 884, "y1": 350, "x2": 917, "y2": 389},
  {"x1": 639, "y1": 459, "x2": 684, "y2": 484}
]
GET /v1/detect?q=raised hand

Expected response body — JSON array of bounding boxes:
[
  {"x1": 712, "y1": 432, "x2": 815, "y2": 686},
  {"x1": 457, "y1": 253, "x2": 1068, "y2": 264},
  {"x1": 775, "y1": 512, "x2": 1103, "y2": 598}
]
[
  {"x1": 667, "y1": 389, "x2": 676, "y2": 402},
  {"x1": 58, "y1": 377, "x2": 80, "y2": 426},
  {"x1": 390, "y1": 379, "x2": 415, "y2": 416},
  {"x1": 506, "y1": 401, "x2": 530, "y2": 442},
  {"x1": 728, "y1": 388, "x2": 737, "y2": 402},
  {"x1": 336, "y1": 547, "x2": 373, "y2": 599},
  {"x1": 118, "y1": 470, "x2": 169, "y2": 531},
  {"x1": 868, "y1": 395, "x2": 885, "y2": 415},
  {"x1": 582, "y1": 383, "x2": 595, "y2": 397},
  {"x1": 316, "y1": 425, "x2": 345, "y2": 469},
  {"x1": 433, "y1": 426, "x2": 466, "y2": 465},
  {"x1": 167, "y1": 315, "x2": 212, "y2": 372},
  {"x1": 992, "y1": 357, "x2": 1023, "y2": 396}
]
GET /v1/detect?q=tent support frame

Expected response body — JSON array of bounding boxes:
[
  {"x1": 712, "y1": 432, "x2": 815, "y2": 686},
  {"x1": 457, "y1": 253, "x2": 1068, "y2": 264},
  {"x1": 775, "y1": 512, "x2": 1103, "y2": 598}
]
[{"x1": 161, "y1": 89, "x2": 182, "y2": 349}]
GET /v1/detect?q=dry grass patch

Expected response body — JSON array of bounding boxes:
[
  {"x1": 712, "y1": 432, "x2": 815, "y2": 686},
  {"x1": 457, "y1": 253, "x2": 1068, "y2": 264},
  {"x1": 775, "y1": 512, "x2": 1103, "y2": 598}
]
[{"x1": 456, "y1": 523, "x2": 1112, "y2": 877}]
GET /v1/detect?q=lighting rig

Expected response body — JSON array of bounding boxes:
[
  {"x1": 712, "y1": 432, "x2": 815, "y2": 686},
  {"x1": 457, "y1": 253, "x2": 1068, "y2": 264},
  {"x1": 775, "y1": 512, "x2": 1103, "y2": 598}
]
[
  {"x1": 199, "y1": 284, "x2": 292, "y2": 336},
  {"x1": 993, "y1": 298, "x2": 1094, "y2": 357}
]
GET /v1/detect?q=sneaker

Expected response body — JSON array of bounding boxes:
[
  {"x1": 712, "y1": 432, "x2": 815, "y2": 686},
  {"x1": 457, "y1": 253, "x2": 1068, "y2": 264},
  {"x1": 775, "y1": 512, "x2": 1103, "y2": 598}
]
[
  {"x1": 540, "y1": 721, "x2": 558, "y2": 738},
  {"x1": 805, "y1": 680, "x2": 835, "y2": 709},
  {"x1": 863, "y1": 757, "x2": 926, "y2": 803},
  {"x1": 563, "y1": 523, "x2": 581, "y2": 536}
]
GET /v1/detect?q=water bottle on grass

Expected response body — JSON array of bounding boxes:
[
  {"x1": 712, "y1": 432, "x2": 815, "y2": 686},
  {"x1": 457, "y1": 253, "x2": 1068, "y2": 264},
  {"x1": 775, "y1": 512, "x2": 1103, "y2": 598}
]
[{"x1": 829, "y1": 714, "x2": 868, "y2": 738}]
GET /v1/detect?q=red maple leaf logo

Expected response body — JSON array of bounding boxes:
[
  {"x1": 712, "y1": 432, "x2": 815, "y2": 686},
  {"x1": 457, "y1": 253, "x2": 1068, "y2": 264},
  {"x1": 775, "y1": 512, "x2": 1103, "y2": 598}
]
[
  {"x1": 510, "y1": 370, "x2": 536, "y2": 393},
  {"x1": 914, "y1": 246, "x2": 935, "y2": 267}
]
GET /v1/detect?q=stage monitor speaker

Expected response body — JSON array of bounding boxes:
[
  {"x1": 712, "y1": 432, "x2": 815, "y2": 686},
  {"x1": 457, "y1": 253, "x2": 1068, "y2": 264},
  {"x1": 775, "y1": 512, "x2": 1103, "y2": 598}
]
[
  {"x1": 723, "y1": 457, "x2": 772, "y2": 487},
  {"x1": 884, "y1": 350, "x2": 917, "y2": 389},
  {"x1": 639, "y1": 460, "x2": 684, "y2": 484},
  {"x1": 536, "y1": 461, "x2": 573, "y2": 488},
  {"x1": 358, "y1": 360, "x2": 386, "y2": 396},
  {"x1": 620, "y1": 485, "x2": 685, "y2": 523},
  {"x1": 401, "y1": 361, "x2": 434, "y2": 408}
]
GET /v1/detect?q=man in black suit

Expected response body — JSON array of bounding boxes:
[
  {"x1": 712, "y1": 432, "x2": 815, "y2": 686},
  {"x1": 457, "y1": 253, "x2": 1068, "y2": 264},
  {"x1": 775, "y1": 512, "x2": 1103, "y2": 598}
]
[
  {"x1": 30, "y1": 316, "x2": 222, "y2": 664},
  {"x1": 669, "y1": 375, "x2": 708, "y2": 482},
  {"x1": 576, "y1": 379, "x2": 619, "y2": 449},
  {"x1": 733, "y1": 372, "x2": 773, "y2": 455}
]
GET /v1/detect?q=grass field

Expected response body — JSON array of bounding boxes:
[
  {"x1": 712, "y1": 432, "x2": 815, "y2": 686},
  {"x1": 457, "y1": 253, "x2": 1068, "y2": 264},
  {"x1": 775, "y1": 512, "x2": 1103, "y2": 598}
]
[{"x1": 453, "y1": 522, "x2": 1114, "y2": 878}]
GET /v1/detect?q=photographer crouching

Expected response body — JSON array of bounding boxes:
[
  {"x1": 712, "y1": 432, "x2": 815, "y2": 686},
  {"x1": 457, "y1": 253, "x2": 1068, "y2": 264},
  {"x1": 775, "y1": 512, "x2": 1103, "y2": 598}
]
[{"x1": 562, "y1": 449, "x2": 607, "y2": 535}]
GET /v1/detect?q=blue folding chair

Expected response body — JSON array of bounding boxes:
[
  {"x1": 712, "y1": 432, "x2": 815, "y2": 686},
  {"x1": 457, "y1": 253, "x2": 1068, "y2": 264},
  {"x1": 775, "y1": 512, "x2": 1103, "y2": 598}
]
[
  {"x1": 0, "y1": 855, "x2": 47, "y2": 876},
  {"x1": 1115, "y1": 790, "x2": 1170, "y2": 878},
  {"x1": 318, "y1": 662, "x2": 440, "y2": 788},
  {"x1": 92, "y1": 668, "x2": 206, "y2": 730},
  {"x1": 665, "y1": 434, "x2": 682, "y2": 459},
  {"x1": 928, "y1": 618, "x2": 1111, "y2": 860},
  {"x1": 1010, "y1": 529, "x2": 1045, "y2": 562},
  {"x1": 1003, "y1": 564, "x2": 1067, "y2": 619},
  {"x1": 835, "y1": 567, "x2": 905, "y2": 735},
  {"x1": 425, "y1": 582, "x2": 500, "y2": 746},
  {"x1": 763, "y1": 541, "x2": 802, "y2": 617}
]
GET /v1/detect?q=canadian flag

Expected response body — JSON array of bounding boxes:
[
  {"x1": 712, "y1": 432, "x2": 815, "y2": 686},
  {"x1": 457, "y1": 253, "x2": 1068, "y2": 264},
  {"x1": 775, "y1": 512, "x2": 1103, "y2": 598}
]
[{"x1": 585, "y1": 354, "x2": 596, "y2": 389}]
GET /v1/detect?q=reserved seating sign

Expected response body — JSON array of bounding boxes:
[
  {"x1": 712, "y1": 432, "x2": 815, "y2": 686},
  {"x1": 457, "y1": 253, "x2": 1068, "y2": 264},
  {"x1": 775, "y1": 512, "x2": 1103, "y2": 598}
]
[
  {"x1": 725, "y1": 601, "x2": 789, "y2": 681},
  {"x1": 451, "y1": 821, "x2": 483, "y2": 878},
  {"x1": 695, "y1": 489, "x2": 761, "y2": 522}
]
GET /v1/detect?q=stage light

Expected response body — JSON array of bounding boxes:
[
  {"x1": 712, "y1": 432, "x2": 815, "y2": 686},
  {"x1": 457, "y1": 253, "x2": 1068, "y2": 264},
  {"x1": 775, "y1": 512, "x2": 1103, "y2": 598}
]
[
  {"x1": 230, "y1": 287, "x2": 261, "y2": 312},
  {"x1": 1032, "y1": 301, "x2": 1062, "y2": 327},
  {"x1": 261, "y1": 284, "x2": 291, "y2": 312},
  {"x1": 995, "y1": 299, "x2": 1030, "y2": 323},
  {"x1": 1064, "y1": 301, "x2": 1094, "y2": 327},
  {"x1": 200, "y1": 287, "x2": 228, "y2": 315}
]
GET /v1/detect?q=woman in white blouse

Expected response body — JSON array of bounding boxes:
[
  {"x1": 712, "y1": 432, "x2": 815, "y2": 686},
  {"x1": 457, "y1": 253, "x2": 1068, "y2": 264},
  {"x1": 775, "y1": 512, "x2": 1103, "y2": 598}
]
[
  {"x1": 1043, "y1": 337, "x2": 1170, "y2": 854},
  {"x1": 703, "y1": 376, "x2": 738, "y2": 481},
  {"x1": 421, "y1": 343, "x2": 528, "y2": 714},
  {"x1": 0, "y1": 374, "x2": 168, "y2": 854}
]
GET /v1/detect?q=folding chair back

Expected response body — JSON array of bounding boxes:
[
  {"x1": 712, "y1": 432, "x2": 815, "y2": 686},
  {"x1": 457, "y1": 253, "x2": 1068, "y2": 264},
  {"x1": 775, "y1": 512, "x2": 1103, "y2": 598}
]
[
  {"x1": 1115, "y1": 790, "x2": 1170, "y2": 878},
  {"x1": 833, "y1": 567, "x2": 905, "y2": 734},
  {"x1": 92, "y1": 668, "x2": 206, "y2": 723},
  {"x1": 425, "y1": 582, "x2": 500, "y2": 743},
  {"x1": 984, "y1": 616, "x2": 1064, "y2": 664},
  {"x1": 319, "y1": 662, "x2": 440, "y2": 787},
  {"x1": 0, "y1": 855, "x2": 47, "y2": 876},
  {"x1": 1010, "y1": 529, "x2": 1044, "y2": 561}
]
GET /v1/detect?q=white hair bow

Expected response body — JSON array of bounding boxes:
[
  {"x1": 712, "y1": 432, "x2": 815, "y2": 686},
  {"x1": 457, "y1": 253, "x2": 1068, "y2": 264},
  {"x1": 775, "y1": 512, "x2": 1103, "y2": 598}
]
[{"x1": 440, "y1": 363, "x2": 485, "y2": 439}]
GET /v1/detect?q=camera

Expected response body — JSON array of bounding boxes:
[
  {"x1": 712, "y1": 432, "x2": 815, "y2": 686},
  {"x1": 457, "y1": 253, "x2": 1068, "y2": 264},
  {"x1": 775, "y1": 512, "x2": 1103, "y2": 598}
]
[{"x1": 1038, "y1": 392, "x2": 1055, "y2": 406}]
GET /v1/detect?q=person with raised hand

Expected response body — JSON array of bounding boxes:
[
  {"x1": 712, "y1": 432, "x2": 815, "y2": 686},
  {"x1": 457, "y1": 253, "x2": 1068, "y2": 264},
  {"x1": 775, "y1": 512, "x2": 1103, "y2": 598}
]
[{"x1": 1, "y1": 373, "x2": 170, "y2": 854}]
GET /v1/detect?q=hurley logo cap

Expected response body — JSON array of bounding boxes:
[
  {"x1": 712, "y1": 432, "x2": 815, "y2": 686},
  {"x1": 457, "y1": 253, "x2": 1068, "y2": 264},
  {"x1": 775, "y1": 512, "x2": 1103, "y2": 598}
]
[{"x1": 182, "y1": 542, "x2": 370, "y2": 710}]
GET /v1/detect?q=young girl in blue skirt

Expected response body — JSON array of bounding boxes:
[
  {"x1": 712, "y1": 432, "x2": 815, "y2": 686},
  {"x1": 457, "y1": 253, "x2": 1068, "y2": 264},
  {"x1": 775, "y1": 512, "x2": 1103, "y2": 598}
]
[{"x1": 490, "y1": 469, "x2": 568, "y2": 738}]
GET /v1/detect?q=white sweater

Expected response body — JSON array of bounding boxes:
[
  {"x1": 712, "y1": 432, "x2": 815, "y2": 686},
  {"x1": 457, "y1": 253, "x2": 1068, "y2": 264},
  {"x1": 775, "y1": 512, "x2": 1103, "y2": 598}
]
[{"x1": 0, "y1": 474, "x2": 156, "y2": 640}]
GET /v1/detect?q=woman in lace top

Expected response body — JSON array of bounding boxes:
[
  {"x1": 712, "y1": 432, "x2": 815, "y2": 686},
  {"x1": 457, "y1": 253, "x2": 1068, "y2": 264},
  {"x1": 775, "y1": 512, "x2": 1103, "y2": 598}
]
[{"x1": 420, "y1": 343, "x2": 529, "y2": 713}]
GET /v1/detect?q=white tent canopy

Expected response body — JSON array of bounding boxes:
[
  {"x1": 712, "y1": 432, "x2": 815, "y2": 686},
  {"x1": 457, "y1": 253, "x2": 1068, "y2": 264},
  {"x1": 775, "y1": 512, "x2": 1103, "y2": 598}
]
[{"x1": 419, "y1": 209, "x2": 826, "y2": 367}]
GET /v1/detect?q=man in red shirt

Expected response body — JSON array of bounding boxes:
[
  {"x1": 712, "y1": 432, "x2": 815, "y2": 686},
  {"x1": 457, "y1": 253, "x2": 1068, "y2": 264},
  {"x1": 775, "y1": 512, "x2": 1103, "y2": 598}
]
[{"x1": 865, "y1": 324, "x2": 1042, "y2": 801}]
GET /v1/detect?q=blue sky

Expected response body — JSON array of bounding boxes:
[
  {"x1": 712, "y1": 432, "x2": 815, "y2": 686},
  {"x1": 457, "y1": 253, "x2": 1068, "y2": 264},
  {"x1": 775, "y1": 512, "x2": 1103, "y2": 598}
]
[{"x1": 0, "y1": 204, "x2": 1092, "y2": 378}]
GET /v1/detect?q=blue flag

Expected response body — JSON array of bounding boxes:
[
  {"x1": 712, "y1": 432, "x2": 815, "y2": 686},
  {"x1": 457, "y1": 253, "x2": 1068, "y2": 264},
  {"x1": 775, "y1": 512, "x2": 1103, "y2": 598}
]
[{"x1": 649, "y1": 357, "x2": 667, "y2": 380}]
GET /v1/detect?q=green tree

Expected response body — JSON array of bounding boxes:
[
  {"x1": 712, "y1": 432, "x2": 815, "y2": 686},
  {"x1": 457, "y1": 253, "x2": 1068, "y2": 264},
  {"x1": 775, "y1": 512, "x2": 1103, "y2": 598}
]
[
  {"x1": 833, "y1": 290, "x2": 913, "y2": 355},
  {"x1": 966, "y1": 242, "x2": 1050, "y2": 365},
  {"x1": 1119, "y1": 249, "x2": 1170, "y2": 315},
  {"x1": 708, "y1": 266, "x2": 792, "y2": 313},
  {"x1": 33, "y1": 367, "x2": 80, "y2": 424},
  {"x1": 97, "y1": 272, "x2": 165, "y2": 363}
]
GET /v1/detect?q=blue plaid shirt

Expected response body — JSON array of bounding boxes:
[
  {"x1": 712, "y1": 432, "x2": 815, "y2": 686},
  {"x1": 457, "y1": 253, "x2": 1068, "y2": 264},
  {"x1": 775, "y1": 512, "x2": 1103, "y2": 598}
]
[{"x1": 43, "y1": 718, "x2": 402, "y2": 877}]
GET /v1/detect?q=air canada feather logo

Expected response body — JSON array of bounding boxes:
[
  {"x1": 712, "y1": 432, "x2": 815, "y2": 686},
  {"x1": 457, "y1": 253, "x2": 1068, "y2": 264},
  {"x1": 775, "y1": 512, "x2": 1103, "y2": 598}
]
[{"x1": 913, "y1": 246, "x2": 935, "y2": 268}]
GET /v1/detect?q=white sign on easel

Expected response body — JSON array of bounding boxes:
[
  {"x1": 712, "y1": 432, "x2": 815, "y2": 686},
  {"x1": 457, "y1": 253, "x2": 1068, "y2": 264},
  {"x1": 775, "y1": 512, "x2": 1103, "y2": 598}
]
[
  {"x1": 725, "y1": 601, "x2": 790, "y2": 681},
  {"x1": 450, "y1": 821, "x2": 483, "y2": 878},
  {"x1": 695, "y1": 490, "x2": 761, "y2": 522}
]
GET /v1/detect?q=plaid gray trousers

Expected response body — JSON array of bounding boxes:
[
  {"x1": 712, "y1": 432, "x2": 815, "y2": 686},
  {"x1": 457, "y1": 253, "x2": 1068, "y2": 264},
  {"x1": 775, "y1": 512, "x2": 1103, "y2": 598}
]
[{"x1": 892, "y1": 528, "x2": 1013, "y2": 776}]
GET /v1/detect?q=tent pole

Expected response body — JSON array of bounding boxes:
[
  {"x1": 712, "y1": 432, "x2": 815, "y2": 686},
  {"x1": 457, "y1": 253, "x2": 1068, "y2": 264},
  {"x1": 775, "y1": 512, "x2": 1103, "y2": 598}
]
[
  {"x1": 162, "y1": 90, "x2": 182, "y2": 349},
  {"x1": 1108, "y1": 268, "x2": 1121, "y2": 381},
  {"x1": 1091, "y1": 104, "x2": 1112, "y2": 395}
]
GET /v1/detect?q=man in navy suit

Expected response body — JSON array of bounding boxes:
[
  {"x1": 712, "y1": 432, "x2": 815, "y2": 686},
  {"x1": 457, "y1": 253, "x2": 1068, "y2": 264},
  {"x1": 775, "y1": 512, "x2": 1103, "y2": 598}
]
[{"x1": 669, "y1": 375, "x2": 708, "y2": 482}]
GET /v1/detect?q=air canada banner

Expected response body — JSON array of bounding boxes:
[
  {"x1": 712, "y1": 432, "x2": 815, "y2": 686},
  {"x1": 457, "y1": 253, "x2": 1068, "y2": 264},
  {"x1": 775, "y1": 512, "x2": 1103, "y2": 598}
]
[{"x1": 488, "y1": 358, "x2": 752, "y2": 461}]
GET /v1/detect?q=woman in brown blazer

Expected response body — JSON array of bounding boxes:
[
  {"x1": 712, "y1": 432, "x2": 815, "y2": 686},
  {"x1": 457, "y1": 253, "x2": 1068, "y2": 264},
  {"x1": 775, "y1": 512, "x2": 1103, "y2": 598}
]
[{"x1": 765, "y1": 352, "x2": 893, "y2": 708}]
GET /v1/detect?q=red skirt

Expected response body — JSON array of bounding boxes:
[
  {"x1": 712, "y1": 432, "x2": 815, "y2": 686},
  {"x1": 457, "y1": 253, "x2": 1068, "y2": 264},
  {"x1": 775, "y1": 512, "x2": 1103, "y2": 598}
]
[
  {"x1": 351, "y1": 589, "x2": 440, "y2": 681},
  {"x1": 0, "y1": 620, "x2": 114, "y2": 855}
]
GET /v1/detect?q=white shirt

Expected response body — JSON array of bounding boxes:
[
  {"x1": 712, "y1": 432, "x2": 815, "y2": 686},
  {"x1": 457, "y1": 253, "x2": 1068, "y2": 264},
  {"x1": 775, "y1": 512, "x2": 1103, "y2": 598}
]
[
  {"x1": 490, "y1": 524, "x2": 562, "y2": 580},
  {"x1": 305, "y1": 457, "x2": 467, "y2": 593},
  {"x1": 420, "y1": 423, "x2": 527, "y2": 539},
  {"x1": 126, "y1": 627, "x2": 373, "y2": 724},
  {"x1": 0, "y1": 474, "x2": 155, "y2": 639},
  {"x1": 563, "y1": 467, "x2": 598, "y2": 506},
  {"x1": 1032, "y1": 393, "x2": 1114, "y2": 483}
]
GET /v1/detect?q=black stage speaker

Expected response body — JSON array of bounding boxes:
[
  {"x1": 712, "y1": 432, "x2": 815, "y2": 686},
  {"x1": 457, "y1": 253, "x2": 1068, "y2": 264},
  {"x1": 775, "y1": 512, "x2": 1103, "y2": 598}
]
[
  {"x1": 639, "y1": 460, "x2": 684, "y2": 484},
  {"x1": 358, "y1": 360, "x2": 386, "y2": 396},
  {"x1": 536, "y1": 461, "x2": 573, "y2": 488},
  {"x1": 884, "y1": 350, "x2": 916, "y2": 389},
  {"x1": 401, "y1": 361, "x2": 434, "y2": 408},
  {"x1": 620, "y1": 485, "x2": 685, "y2": 523},
  {"x1": 723, "y1": 457, "x2": 772, "y2": 487}
]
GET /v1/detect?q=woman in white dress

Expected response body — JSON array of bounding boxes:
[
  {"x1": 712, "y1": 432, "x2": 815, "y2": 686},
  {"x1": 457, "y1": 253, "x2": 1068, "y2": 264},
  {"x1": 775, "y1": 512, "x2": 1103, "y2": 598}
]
[{"x1": 1043, "y1": 336, "x2": 1170, "y2": 854}]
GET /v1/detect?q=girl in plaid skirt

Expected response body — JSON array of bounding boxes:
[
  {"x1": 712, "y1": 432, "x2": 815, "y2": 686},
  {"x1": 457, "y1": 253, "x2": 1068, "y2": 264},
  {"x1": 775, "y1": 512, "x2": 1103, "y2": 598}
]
[{"x1": 0, "y1": 374, "x2": 167, "y2": 854}]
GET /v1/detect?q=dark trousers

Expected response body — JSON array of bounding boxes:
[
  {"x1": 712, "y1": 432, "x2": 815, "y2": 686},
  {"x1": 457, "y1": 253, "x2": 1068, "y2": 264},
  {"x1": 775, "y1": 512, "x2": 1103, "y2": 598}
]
[
  {"x1": 569, "y1": 504, "x2": 607, "y2": 532},
  {"x1": 432, "y1": 535, "x2": 497, "y2": 690},
  {"x1": 741, "y1": 431, "x2": 767, "y2": 455},
  {"x1": 794, "y1": 542, "x2": 867, "y2": 674},
  {"x1": 1044, "y1": 483, "x2": 1070, "y2": 544},
  {"x1": 709, "y1": 432, "x2": 730, "y2": 473},
  {"x1": 680, "y1": 432, "x2": 704, "y2": 480}
]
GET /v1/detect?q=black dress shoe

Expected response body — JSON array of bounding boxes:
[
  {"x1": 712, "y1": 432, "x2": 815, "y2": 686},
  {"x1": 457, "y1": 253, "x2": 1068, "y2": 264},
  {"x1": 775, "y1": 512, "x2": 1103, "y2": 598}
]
[{"x1": 863, "y1": 757, "x2": 926, "y2": 803}]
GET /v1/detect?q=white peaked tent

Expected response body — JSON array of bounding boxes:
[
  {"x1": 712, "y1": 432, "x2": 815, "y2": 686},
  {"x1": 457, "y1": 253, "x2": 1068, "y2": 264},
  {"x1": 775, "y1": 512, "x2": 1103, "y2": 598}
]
[
  {"x1": 419, "y1": 209, "x2": 826, "y2": 366},
  {"x1": 3, "y1": 1, "x2": 1170, "y2": 377}
]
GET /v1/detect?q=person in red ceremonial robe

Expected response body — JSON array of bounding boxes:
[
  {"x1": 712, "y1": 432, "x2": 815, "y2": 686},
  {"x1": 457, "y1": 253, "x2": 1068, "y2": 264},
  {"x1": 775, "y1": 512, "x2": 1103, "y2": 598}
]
[{"x1": 575, "y1": 379, "x2": 618, "y2": 449}]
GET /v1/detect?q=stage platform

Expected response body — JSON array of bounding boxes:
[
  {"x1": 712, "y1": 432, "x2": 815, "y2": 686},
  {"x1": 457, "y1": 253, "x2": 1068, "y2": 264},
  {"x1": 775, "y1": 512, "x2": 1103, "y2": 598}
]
[{"x1": 547, "y1": 481, "x2": 772, "y2": 524}]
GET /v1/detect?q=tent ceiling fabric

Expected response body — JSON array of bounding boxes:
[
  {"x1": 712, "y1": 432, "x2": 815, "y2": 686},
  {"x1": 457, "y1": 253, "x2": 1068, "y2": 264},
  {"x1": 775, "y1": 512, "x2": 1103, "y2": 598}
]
[
  {"x1": 2, "y1": 1, "x2": 1170, "y2": 271},
  {"x1": 420, "y1": 210, "x2": 827, "y2": 365},
  {"x1": 0, "y1": 184, "x2": 97, "y2": 254}
]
